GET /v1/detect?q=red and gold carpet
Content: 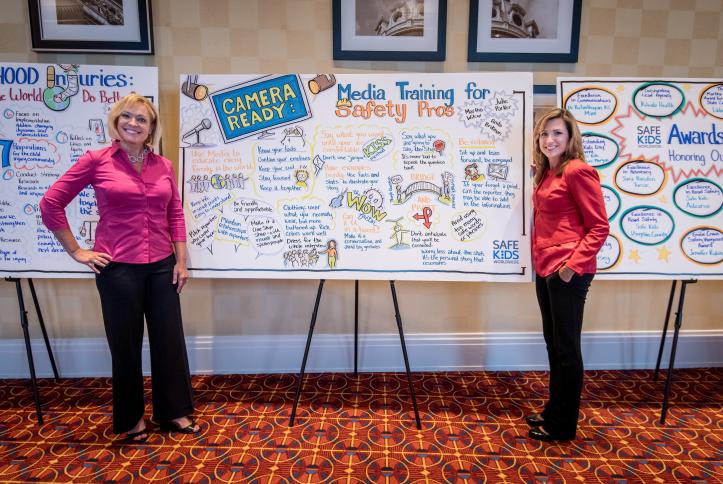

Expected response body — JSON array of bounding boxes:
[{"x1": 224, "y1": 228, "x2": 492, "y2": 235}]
[{"x1": 1, "y1": 368, "x2": 721, "y2": 482}]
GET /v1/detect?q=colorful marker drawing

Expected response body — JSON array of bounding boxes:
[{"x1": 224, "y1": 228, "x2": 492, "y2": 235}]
[
  {"x1": 561, "y1": 77, "x2": 723, "y2": 279},
  {"x1": 43, "y1": 64, "x2": 80, "y2": 112},
  {"x1": 180, "y1": 73, "x2": 534, "y2": 281},
  {"x1": 0, "y1": 62, "x2": 159, "y2": 277}
]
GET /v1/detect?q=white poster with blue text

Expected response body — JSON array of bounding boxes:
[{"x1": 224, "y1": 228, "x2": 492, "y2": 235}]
[
  {"x1": 180, "y1": 73, "x2": 533, "y2": 281},
  {"x1": 559, "y1": 78, "x2": 722, "y2": 279},
  {"x1": 0, "y1": 62, "x2": 159, "y2": 277}
]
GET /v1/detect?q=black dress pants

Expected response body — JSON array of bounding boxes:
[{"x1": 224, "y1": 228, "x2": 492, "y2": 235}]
[
  {"x1": 535, "y1": 271, "x2": 593, "y2": 437},
  {"x1": 95, "y1": 254, "x2": 194, "y2": 434}
]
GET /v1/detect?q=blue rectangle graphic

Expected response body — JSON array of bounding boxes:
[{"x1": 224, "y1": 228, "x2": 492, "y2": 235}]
[{"x1": 210, "y1": 75, "x2": 311, "y2": 142}]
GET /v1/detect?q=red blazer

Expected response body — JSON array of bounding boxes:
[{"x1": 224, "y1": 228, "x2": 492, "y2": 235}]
[{"x1": 532, "y1": 159, "x2": 609, "y2": 277}]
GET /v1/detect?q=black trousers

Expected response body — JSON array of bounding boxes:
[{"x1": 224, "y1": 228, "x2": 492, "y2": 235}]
[
  {"x1": 95, "y1": 254, "x2": 194, "y2": 434},
  {"x1": 535, "y1": 271, "x2": 594, "y2": 437}
]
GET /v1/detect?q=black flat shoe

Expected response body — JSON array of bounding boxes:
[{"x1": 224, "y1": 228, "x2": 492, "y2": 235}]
[
  {"x1": 528, "y1": 426, "x2": 575, "y2": 442},
  {"x1": 525, "y1": 413, "x2": 545, "y2": 427},
  {"x1": 122, "y1": 429, "x2": 149, "y2": 444},
  {"x1": 160, "y1": 418, "x2": 200, "y2": 434}
]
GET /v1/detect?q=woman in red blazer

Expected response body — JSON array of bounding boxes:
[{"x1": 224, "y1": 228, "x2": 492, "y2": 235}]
[{"x1": 527, "y1": 108, "x2": 609, "y2": 442}]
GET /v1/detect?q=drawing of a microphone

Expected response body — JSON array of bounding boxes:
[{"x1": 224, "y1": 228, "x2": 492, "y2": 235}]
[{"x1": 182, "y1": 118, "x2": 212, "y2": 147}]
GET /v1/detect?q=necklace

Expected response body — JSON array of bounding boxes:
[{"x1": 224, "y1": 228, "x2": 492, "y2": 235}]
[{"x1": 127, "y1": 148, "x2": 148, "y2": 164}]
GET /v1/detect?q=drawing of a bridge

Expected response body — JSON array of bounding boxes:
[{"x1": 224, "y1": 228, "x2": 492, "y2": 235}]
[{"x1": 392, "y1": 171, "x2": 453, "y2": 205}]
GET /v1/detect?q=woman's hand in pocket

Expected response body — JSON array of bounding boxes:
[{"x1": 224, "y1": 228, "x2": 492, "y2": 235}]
[{"x1": 558, "y1": 265, "x2": 575, "y2": 283}]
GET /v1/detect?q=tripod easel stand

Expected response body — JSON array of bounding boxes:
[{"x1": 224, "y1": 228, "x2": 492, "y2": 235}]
[
  {"x1": 4, "y1": 277, "x2": 60, "y2": 425},
  {"x1": 653, "y1": 278, "x2": 697, "y2": 424},
  {"x1": 289, "y1": 279, "x2": 422, "y2": 429}
]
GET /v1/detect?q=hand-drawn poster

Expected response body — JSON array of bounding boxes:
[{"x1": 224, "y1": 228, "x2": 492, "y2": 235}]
[
  {"x1": 0, "y1": 62, "x2": 159, "y2": 277},
  {"x1": 559, "y1": 78, "x2": 722, "y2": 279},
  {"x1": 180, "y1": 73, "x2": 533, "y2": 281}
]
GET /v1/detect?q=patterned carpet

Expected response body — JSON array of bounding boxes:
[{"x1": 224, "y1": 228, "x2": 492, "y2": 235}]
[{"x1": 0, "y1": 368, "x2": 721, "y2": 483}]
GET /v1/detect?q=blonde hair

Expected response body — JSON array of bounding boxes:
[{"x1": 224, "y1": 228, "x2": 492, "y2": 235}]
[
  {"x1": 532, "y1": 108, "x2": 585, "y2": 186},
  {"x1": 107, "y1": 93, "x2": 161, "y2": 148}
]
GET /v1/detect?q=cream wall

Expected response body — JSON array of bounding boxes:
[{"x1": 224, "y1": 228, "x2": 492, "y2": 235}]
[{"x1": 1, "y1": 0, "x2": 721, "y2": 340}]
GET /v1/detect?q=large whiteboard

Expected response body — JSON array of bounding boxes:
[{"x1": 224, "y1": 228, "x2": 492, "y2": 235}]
[
  {"x1": 0, "y1": 62, "x2": 159, "y2": 277},
  {"x1": 559, "y1": 78, "x2": 722, "y2": 279},
  {"x1": 181, "y1": 73, "x2": 533, "y2": 281}
]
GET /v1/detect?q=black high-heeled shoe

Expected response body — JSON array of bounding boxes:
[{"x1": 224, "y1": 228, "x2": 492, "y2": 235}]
[
  {"x1": 525, "y1": 413, "x2": 545, "y2": 427},
  {"x1": 528, "y1": 426, "x2": 575, "y2": 442},
  {"x1": 159, "y1": 418, "x2": 200, "y2": 434},
  {"x1": 121, "y1": 429, "x2": 149, "y2": 444}
]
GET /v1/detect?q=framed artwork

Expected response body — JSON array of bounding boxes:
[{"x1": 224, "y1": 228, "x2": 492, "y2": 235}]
[
  {"x1": 28, "y1": 0, "x2": 154, "y2": 54},
  {"x1": 332, "y1": 0, "x2": 447, "y2": 61},
  {"x1": 468, "y1": 0, "x2": 581, "y2": 63}
]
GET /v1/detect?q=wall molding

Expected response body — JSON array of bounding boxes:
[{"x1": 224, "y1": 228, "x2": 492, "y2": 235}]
[{"x1": 0, "y1": 330, "x2": 720, "y2": 378}]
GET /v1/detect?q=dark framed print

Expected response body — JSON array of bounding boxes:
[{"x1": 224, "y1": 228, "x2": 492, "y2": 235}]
[
  {"x1": 28, "y1": 0, "x2": 154, "y2": 54},
  {"x1": 468, "y1": 0, "x2": 581, "y2": 63},
  {"x1": 333, "y1": 0, "x2": 447, "y2": 61}
]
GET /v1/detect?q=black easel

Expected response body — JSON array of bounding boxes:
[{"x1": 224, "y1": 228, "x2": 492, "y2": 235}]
[
  {"x1": 653, "y1": 279, "x2": 697, "y2": 424},
  {"x1": 289, "y1": 279, "x2": 422, "y2": 429},
  {"x1": 5, "y1": 277, "x2": 61, "y2": 425}
]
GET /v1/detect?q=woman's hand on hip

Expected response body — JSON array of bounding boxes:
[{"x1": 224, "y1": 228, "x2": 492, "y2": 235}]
[
  {"x1": 173, "y1": 261, "x2": 189, "y2": 294},
  {"x1": 71, "y1": 248, "x2": 111, "y2": 273}
]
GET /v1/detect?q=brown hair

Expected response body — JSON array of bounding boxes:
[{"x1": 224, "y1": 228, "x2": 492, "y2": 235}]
[
  {"x1": 107, "y1": 93, "x2": 161, "y2": 148},
  {"x1": 532, "y1": 108, "x2": 585, "y2": 186}
]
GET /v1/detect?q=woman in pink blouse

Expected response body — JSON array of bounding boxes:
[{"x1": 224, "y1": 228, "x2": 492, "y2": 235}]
[
  {"x1": 40, "y1": 94, "x2": 198, "y2": 443},
  {"x1": 527, "y1": 108, "x2": 609, "y2": 442}
]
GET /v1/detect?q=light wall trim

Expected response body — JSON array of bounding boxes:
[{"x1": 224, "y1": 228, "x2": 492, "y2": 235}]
[{"x1": 1, "y1": 331, "x2": 720, "y2": 378}]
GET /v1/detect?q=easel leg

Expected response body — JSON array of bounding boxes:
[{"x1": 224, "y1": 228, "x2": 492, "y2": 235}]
[
  {"x1": 28, "y1": 279, "x2": 60, "y2": 381},
  {"x1": 354, "y1": 280, "x2": 359, "y2": 377},
  {"x1": 389, "y1": 281, "x2": 422, "y2": 430},
  {"x1": 654, "y1": 280, "x2": 677, "y2": 381},
  {"x1": 289, "y1": 279, "x2": 325, "y2": 426},
  {"x1": 660, "y1": 279, "x2": 696, "y2": 424},
  {"x1": 11, "y1": 279, "x2": 44, "y2": 425}
]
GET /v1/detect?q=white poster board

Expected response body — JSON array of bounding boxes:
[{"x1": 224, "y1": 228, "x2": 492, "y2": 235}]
[
  {"x1": 559, "y1": 78, "x2": 722, "y2": 279},
  {"x1": 0, "y1": 62, "x2": 159, "y2": 277},
  {"x1": 180, "y1": 73, "x2": 533, "y2": 281}
]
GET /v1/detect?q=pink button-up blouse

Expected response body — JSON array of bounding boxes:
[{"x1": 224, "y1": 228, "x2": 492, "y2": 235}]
[{"x1": 40, "y1": 141, "x2": 186, "y2": 264}]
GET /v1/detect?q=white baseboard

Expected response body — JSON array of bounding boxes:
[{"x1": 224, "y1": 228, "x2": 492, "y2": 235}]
[{"x1": 0, "y1": 331, "x2": 721, "y2": 378}]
